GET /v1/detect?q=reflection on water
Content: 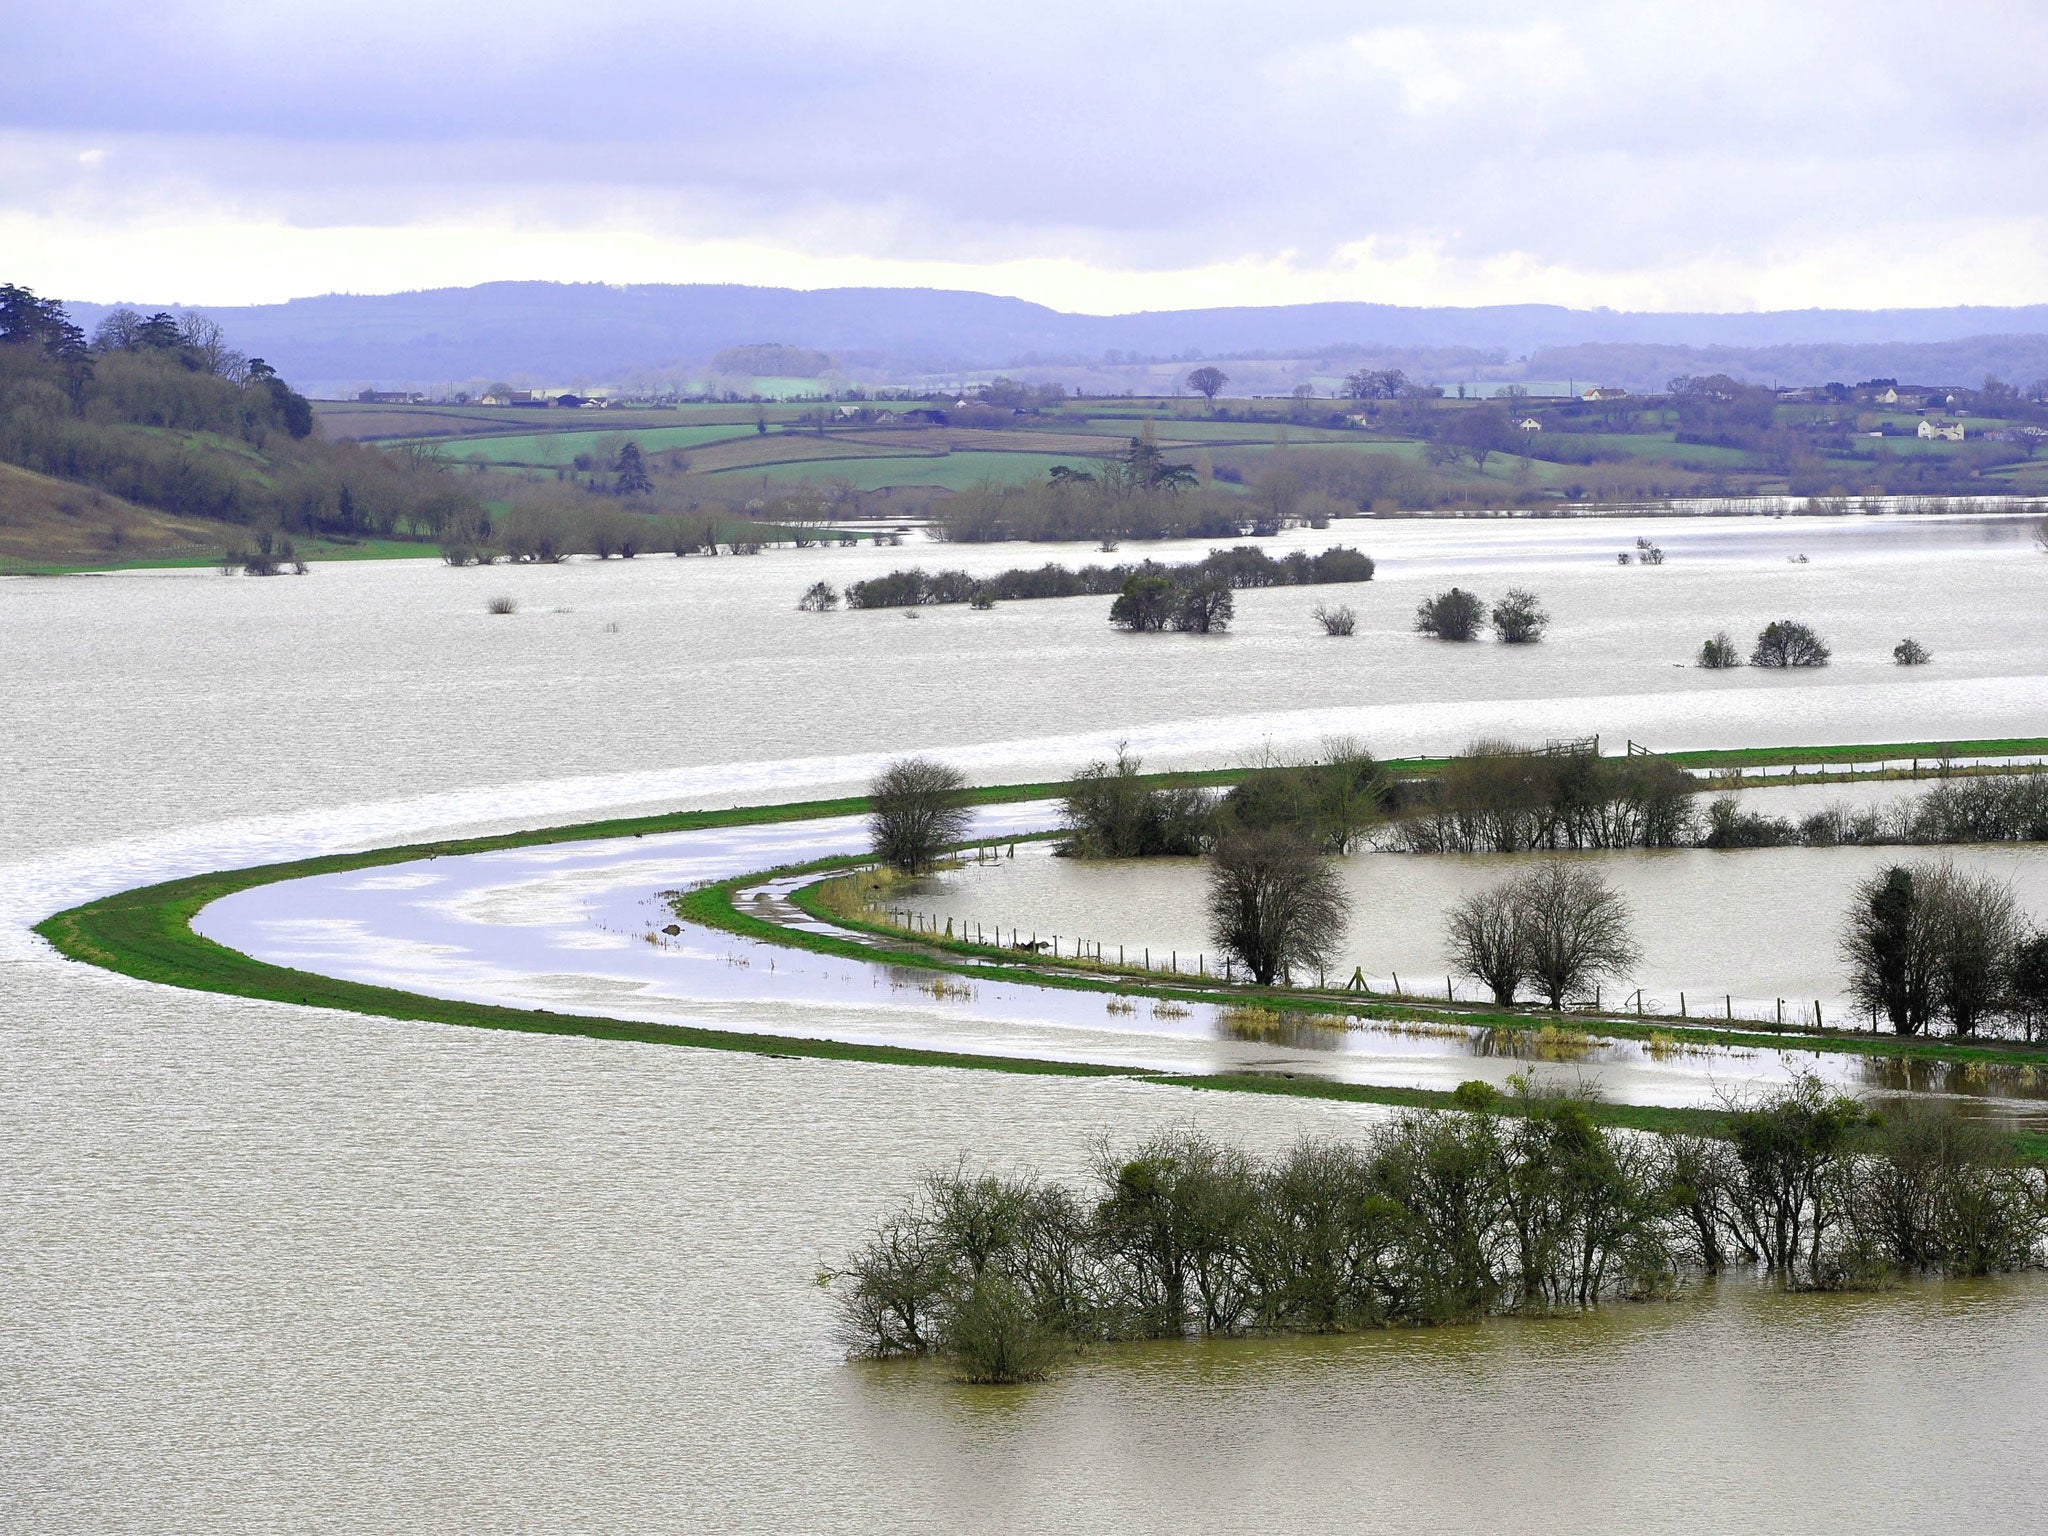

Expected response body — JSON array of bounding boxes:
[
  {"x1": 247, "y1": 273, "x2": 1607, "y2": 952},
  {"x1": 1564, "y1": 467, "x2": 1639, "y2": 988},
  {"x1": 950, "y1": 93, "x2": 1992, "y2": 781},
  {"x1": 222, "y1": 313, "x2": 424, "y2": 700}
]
[{"x1": 901, "y1": 800, "x2": 2048, "y2": 1032}]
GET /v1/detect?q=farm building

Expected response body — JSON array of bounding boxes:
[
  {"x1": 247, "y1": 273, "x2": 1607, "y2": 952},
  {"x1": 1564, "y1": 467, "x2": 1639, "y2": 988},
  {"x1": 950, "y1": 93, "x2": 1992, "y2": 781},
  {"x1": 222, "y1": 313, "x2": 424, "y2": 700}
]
[{"x1": 1918, "y1": 418, "x2": 1965, "y2": 441}]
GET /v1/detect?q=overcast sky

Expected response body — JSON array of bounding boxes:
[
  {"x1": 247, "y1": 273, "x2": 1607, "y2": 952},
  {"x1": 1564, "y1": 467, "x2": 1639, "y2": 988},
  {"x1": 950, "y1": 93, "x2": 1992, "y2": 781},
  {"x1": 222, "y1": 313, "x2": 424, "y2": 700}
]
[{"x1": 6, "y1": 0, "x2": 2046, "y2": 312}]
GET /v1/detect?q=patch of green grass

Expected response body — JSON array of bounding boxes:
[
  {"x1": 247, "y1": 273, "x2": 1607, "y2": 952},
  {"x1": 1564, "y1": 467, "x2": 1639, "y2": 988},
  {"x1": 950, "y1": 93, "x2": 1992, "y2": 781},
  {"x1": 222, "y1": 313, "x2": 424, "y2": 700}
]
[
  {"x1": 706, "y1": 451, "x2": 1092, "y2": 491},
  {"x1": 1669, "y1": 738, "x2": 2048, "y2": 769},
  {"x1": 37, "y1": 741, "x2": 2048, "y2": 1139},
  {"x1": 437, "y1": 424, "x2": 757, "y2": 465}
]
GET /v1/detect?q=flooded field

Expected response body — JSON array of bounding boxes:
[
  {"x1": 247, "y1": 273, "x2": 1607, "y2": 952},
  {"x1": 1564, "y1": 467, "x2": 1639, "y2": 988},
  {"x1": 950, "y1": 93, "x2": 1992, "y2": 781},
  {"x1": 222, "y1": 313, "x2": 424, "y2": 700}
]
[
  {"x1": 6, "y1": 513, "x2": 2048, "y2": 1531},
  {"x1": 896, "y1": 782, "x2": 2048, "y2": 1026}
]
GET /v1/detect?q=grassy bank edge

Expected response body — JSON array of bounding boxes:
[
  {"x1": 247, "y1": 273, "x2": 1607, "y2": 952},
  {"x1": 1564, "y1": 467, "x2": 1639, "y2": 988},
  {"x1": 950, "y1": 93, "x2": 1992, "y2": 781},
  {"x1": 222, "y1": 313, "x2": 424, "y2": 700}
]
[
  {"x1": 758, "y1": 862, "x2": 2048, "y2": 1073},
  {"x1": 30, "y1": 755, "x2": 2048, "y2": 1157}
]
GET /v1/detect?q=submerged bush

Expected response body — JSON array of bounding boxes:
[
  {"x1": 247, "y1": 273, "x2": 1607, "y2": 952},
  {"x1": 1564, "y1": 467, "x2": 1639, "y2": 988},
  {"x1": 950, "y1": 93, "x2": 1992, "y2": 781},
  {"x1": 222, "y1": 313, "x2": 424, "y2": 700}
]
[
  {"x1": 1414, "y1": 586, "x2": 1485, "y2": 641},
  {"x1": 1751, "y1": 619, "x2": 1831, "y2": 668},
  {"x1": 1490, "y1": 587, "x2": 1549, "y2": 644},
  {"x1": 843, "y1": 545, "x2": 1373, "y2": 611},
  {"x1": 1393, "y1": 744, "x2": 1695, "y2": 853},
  {"x1": 1313, "y1": 602, "x2": 1357, "y2": 636},
  {"x1": 1058, "y1": 747, "x2": 1214, "y2": 857},
  {"x1": 825, "y1": 1086, "x2": 2047, "y2": 1381},
  {"x1": 1697, "y1": 631, "x2": 1741, "y2": 669}
]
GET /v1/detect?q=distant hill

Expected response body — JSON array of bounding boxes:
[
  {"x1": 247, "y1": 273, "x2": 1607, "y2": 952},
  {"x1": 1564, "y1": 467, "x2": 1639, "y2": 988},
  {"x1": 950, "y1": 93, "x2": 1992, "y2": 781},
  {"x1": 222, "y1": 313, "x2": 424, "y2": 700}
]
[{"x1": 59, "y1": 281, "x2": 2048, "y2": 396}]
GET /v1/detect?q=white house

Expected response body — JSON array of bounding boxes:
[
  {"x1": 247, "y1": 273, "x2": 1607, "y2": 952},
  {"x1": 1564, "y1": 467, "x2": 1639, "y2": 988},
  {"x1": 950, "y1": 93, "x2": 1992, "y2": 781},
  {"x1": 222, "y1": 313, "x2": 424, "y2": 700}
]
[
  {"x1": 1918, "y1": 418, "x2": 1965, "y2": 442},
  {"x1": 1516, "y1": 417, "x2": 1543, "y2": 432}
]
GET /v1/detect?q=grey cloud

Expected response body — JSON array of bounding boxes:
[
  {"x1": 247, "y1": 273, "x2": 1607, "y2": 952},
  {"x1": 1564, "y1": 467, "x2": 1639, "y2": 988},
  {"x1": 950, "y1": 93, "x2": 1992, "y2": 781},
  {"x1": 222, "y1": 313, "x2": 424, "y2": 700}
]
[{"x1": 8, "y1": 0, "x2": 2048, "y2": 280}]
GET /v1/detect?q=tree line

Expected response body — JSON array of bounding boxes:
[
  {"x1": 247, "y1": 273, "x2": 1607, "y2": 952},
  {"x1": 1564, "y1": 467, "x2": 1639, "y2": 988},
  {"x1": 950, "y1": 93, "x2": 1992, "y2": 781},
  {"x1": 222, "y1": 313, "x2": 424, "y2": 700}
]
[
  {"x1": 828, "y1": 1085, "x2": 2047, "y2": 1382},
  {"x1": 823, "y1": 544, "x2": 1375, "y2": 613},
  {"x1": 0, "y1": 282, "x2": 488, "y2": 543}
]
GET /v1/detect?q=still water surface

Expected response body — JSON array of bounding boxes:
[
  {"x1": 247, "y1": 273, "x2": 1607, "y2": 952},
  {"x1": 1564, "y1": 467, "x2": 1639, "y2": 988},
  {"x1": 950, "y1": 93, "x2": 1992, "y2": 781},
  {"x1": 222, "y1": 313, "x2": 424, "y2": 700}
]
[{"x1": 6, "y1": 515, "x2": 2048, "y2": 1530}]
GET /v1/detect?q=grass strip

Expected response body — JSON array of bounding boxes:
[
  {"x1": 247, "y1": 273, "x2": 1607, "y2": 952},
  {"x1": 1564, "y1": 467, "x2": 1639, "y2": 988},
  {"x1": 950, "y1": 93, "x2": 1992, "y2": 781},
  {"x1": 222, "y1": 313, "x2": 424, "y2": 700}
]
[
  {"x1": 33, "y1": 749, "x2": 2048, "y2": 1145},
  {"x1": 770, "y1": 864, "x2": 2048, "y2": 1072}
]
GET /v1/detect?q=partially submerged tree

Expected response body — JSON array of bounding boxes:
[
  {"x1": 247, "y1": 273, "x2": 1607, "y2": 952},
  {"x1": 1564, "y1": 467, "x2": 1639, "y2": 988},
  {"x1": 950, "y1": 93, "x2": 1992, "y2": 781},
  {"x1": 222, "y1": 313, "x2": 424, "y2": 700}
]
[
  {"x1": 1312, "y1": 603, "x2": 1356, "y2": 636},
  {"x1": 1205, "y1": 828, "x2": 1352, "y2": 986},
  {"x1": 1415, "y1": 587, "x2": 1486, "y2": 641},
  {"x1": 1171, "y1": 574, "x2": 1234, "y2": 633},
  {"x1": 1751, "y1": 620, "x2": 1830, "y2": 668},
  {"x1": 868, "y1": 757, "x2": 972, "y2": 874},
  {"x1": 797, "y1": 580, "x2": 839, "y2": 612},
  {"x1": 1221, "y1": 740, "x2": 1388, "y2": 855},
  {"x1": 1894, "y1": 637, "x2": 1931, "y2": 666},
  {"x1": 1490, "y1": 588, "x2": 1549, "y2": 644},
  {"x1": 1109, "y1": 573, "x2": 1177, "y2": 632},
  {"x1": 1058, "y1": 746, "x2": 1213, "y2": 858},
  {"x1": 1697, "y1": 631, "x2": 1741, "y2": 669}
]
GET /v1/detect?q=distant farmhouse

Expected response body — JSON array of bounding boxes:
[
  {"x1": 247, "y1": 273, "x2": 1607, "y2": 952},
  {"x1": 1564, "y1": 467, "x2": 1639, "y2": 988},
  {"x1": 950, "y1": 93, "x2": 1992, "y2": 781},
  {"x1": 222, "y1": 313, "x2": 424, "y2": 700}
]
[
  {"x1": 1517, "y1": 416, "x2": 1543, "y2": 431},
  {"x1": 1918, "y1": 418, "x2": 1966, "y2": 442},
  {"x1": 1580, "y1": 386, "x2": 1628, "y2": 402}
]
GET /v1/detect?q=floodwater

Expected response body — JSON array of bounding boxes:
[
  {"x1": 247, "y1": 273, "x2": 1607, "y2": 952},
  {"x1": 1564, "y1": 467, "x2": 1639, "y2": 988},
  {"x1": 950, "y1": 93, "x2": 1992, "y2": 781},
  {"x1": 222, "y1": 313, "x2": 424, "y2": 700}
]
[
  {"x1": 898, "y1": 781, "x2": 2048, "y2": 1023},
  {"x1": 190, "y1": 789, "x2": 2048, "y2": 1116},
  {"x1": 7, "y1": 513, "x2": 2048, "y2": 1531}
]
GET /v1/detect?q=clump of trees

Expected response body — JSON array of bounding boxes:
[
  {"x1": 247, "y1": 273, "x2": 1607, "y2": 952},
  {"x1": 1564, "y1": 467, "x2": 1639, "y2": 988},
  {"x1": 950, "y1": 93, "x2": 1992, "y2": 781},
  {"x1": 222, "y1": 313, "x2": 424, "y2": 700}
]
[
  {"x1": 1700, "y1": 774, "x2": 2048, "y2": 851},
  {"x1": 1446, "y1": 863, "x2": 1641, "y2": 1008},
  {"x1": 1894, "y1": 637, "x2": 1931, "y2": 666},
  {"x1": 868, "y1": 757, "x2": 972, "y2": 874},
  {"x1": 840, "y1": 544, "x2": 1374, "y2": 612},
  {"x1": 1205, "y1": 827, "x2": 1352, "y2": 985},
  {"x1": 1392, "y1": 744, "x2": 1696, "y2": 853},
  {"x1": 1058, "y1": 748, "x2": 1213, "y2": 857},
  {"x1": 1220, "y1": 741, "x2": 1389, "y2": 854},
  {"x1": 1842, "y1": 860, "x2": 2044, "y2": 1037},
  {"x1": 1, "y1": 283, "x2": 485, "y2": 541},
  {"x1": 798, "y1": 580, "x2": 839, "y2": 612},
  {"x1": 1110, "y1": 570, "x2": 1234, "y2": 633},
  {"x1": 1313, "y1": 603, "x2": 1356, "y2": 635},
  {"x1": 1697, "y1": 632, "x2": 1741, "y2": 669},
  {"x1": 828, "y1": 1088, "x2": 2048, "y2": 1381},
  {"x1": 1751, "y1": 620, "x2": 1831, "y2": 668}
]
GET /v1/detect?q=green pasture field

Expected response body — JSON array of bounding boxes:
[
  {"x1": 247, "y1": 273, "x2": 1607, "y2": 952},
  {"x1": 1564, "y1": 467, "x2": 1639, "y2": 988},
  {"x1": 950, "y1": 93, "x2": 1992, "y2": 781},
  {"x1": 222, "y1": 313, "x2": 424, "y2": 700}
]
[
  {"x1": 705, "y1": 450, "x2": 1090, "y2": 491},
  {"x1": 436, "y1": 423, "x2": 759, "y2": 465},
  {"x1": 37, "y1": 746, "x2": 2048, "y2": 1158},
  {"x1": 1545, "y1": 431, "x2": 1758, "y2": 470}
]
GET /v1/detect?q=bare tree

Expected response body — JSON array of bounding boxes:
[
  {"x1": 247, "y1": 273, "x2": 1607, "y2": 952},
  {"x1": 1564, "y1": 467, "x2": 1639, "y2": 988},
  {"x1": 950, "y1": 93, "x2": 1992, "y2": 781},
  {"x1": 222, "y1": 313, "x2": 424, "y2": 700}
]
[
  {"x1": 1511, "y1": 863, "x2": 1640, "y2": 1010},
  {"x1": 1185, "y1": 366, "x2": 1228, "y2": 402},
  {"x1": 1925, "y1": 863, "x2": 2023, "y2": 1037},
  {"x1": 869, "y1": 757, "x2": 972, "y2": 873},
  {"x1": 1445, "y1": 885, "x2": 1525, "y2": 1005},
  {"x1": 1206, "y1": 828, "x2": 1352, "y2": 986}
]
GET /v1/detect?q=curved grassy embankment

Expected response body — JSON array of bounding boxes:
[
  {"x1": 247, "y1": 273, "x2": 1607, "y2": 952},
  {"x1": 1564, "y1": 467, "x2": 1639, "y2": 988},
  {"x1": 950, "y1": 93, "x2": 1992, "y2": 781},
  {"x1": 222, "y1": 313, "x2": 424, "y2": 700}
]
[{"x1": 31, "y1": 749, "x2": 2048, "y2": 1153}]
